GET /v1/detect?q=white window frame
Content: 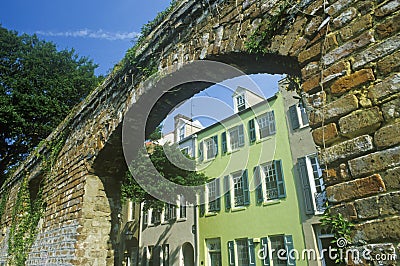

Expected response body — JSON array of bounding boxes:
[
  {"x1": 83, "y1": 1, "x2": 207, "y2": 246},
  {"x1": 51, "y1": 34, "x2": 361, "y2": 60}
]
[
  {"x1": 304, "y1": 154, "x2": 326, "y2": 214},
  {"x1": 206, "y1": 180, "x2": 218, "y2": 213},
  {"x1": 228, "y1": 125, "x2": 245, "y2": 152},
  {"x1": 259, "y1": 162, "x2": 280, "y2": 201},
  {"x1": 315, "y1": 226, "x2": 335, "y2": 266},
  {"x1": 178, "y1": 194, "x2": 187, "y2": 220},
  {"x1": 205, "y1": 137, "x2": 216, "y2": 160},
  {"x1": 128, "y1": 200, "x2": 135, "y2": 222},
  {"x1": 235, "y1": 239, "x2": 251, "y2": 266},
  {"x1": 179, "y1": 124, "x2": 185, "y2": 141},
  {"x1": 257, "y1": 111, "x2": 276, "y2": 139},
  {"x1": 232, "y1": 171, "x2": 245, "y2": 208},
  {"x1": 206, "y1": 238, "x2": 222, "y2": 266},
  {"x1": 235, "y1": 93, "x2": 246, "y2": 112}
]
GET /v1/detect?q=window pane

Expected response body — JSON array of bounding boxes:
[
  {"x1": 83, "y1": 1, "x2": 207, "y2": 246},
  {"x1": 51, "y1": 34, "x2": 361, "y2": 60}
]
[
  {"x1": 236, "y1": 239, "x2": 250, "y2": 266},
  {"x1": 229, "y1": 128, "x2": 239, "y2": 150},
  {"x1": 208, "y1": 181, "x2": 218, "y2": 211},
  {"x1": 269, "y1": 236, "x2": 286, "y2": 266},
  {"x1": 258, "y1": 112, "x2": 275, "y2": 138},
  {"x1": 180, "y1": 195, "x2": 187, "y2": 218},
  {"x1": 206, "y1": 138, "x2": 216, "y2": 159},
  {"x1": 233, "y1": 173, "x2": 244, "y2": 207},
  {"x1": 263, "y1": 163, "x2": 278, "y2": 200}
]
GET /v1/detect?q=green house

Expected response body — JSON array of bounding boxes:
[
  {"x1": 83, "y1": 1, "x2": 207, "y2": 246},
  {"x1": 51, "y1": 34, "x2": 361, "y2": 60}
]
[{"x1": 193, "y1": 86, "x2": 307, "y2": 266}]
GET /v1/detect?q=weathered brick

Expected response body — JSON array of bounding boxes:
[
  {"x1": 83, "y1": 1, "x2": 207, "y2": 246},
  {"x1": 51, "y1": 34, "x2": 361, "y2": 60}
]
[
  {"x1": 353, "y1": 216, "x2": 400, "y2": 243},
  {"x1": 320, "y1": 135, "x2": 374, "y2": 165},
  {"x1": 301, "y1": 61, "x2": 319, "y2": 79},
  {"x1": 304, "y1": 16, "x2": 324, "y2": 37},
  {"x1": 348, "y1": 146, "x2": 400, "y2": 177},
  {"x1": 306, "y1": 91, "x2": 326, "y2": 108},
  {"x1": 379, "y1": 192, "x2": 400, "y2": 216},
  {"x1": 323, "y1": 164, "x2": 351, "y2": 186},
  {"x1": 332, "y1": 7, "x2": 357, "y2": 29},
  {"x1": 382, "y1": 166, "x2": 400, "y2": 190},
  {"x1": 326, "y1": 0, "x2": 352, "y2": 16},
  {"x1": 375, "y1": 0, "x2": 400, "y2": 17},
  {"x1": 302, "y1": 74, "x2": 320, "y2": 93},
  {"x1": 331, "y1": 68, "x2": 375, "y2": 95},
  {"x1": 322, "y1": 31, "x2": 375, "y2": 66},
  {"x1": 382, "y1": 97, "x2": 400, "y2": 121},
  {"x1": 298, "y1": 42, "x2": 321, "y2": 64},
  {"x1": 368, "y1": 73, "x2": 400, "y2": 103},
  {"x1": 340, "y1": 14, "x2": 373, "y2": 41},
  {"x1": 326, "y1": 174, "x2": 386, "y2": 203},
  {"x1": 288, "y1": 36, "x2": 307, "y2": 57},
  {"x1": 354, "y1": 196, "x2": 379, "y2": 220},
  {"x1": 310, "y1": 94, "x2": 359, "y2": 126},
  {"x1": 377, "y1": 50, "x2": 400, "y2": 76},
  {"x1": 329, "y1": 202, "x2": 357, "y2": 221},
  {"x1": 376, "y1": 12, "x2": 400, "y2": 39},
  {"x1": 312, "y1": 123, "x2": 339, "y2": 146},
  {"x1": 375, "y1": 122, "x2": 400, "y2": 148},
  {"x1": 338, "y1": 106, "x2": 383, "y2": 137},
  {"x1": 353, "y1": 32, "x2": 400, "y2": 69},
  {"x1": 304, "y1": 0, "x2": 324, "y2": 15}
]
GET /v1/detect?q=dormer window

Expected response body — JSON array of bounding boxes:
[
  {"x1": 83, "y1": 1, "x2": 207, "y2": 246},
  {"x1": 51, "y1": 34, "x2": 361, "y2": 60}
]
[
  {"x1": 179, "y1": 125, "x2": 185, "y2": 141},
  {"x1": 236, "y1": 94, "x2": 246, "y2": 112}
]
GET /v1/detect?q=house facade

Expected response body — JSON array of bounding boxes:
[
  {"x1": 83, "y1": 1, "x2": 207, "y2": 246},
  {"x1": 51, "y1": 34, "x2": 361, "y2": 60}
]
[{"x1": 194, "y1": 85, "x2": 307, "y2": 266}]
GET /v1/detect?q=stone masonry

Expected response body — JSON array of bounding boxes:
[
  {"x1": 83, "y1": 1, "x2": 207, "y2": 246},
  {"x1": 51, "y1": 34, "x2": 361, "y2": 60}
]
[{"x1": 0, "y1": 0, "x2": 399, "y2": 265}]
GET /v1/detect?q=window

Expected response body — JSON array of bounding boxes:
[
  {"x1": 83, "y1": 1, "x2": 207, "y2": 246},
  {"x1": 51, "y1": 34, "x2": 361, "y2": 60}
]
[
  {"x1": 224, "y1": 170, "x2": 250, "y2": 209},
  {"x1": 315, "y1": 226, "x2": 336, "y2": 266},
  {"x1": 151, "y1": 209, "x2": 161, "y2": 225},
  {"x1": 206, "y1": 238, "x2": 222, "y2": 266},
  {"x1": 257, "y1": 111, "x2": 276, "y2": 139},
  {"x1": 236, "y1": 239, "x2": 250, "y2": 265},
  {"x1": 128, "y1": 200, "x2": 135, "y2": 221},
  {"x1": 143, "y1": 209, "x2": 149, "y2": 227},
  {"x1": 260, "y1": 235, "x2": 295, "y2": 266},
  {"x1": 207, "y1": 179, "x2": 220, "y2": 212},
  {"x1": 181, "y1": 147, "x2": 189, "y2": 155},
  {"x1": 255, "y1": 160, "x2": 286, "y2": 203},
  {"x1": 179, "y1": 195, "x2": 187, "y2": 219},
  {"x1": 236, "y1": 94, "x2": 246, "y2": 112},
  {"x1": 229, "y1": 125, "x2": 245, "y2": 151},
  {"x1": 289, "y1": 102, "x2": 309, "y2": 130},
  {"x1": 164, "y1": 203, "x2": 176, "y2": 221},
  {"x1": 179, "y1": 125, "x2": 185, "y2": 140},
  {"x1": 298, "y1": 154, "x2": 327, "y2": 215},
  {"x1": 227, "y1": 239, "x2": 256, "y2": 266},
  {"x1": 162, "y1": 244, "x2": 170, "y2": 266},
  {"x1": 205, "y1": 136, "x2": 218, "y2": 160}
]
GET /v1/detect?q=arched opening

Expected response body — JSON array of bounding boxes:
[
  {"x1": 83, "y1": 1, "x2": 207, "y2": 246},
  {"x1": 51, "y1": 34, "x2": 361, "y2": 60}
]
[
  {"x1": 93, "y1": 52, "x2": 301, "y2": 265},
  {"x1": 182, "y1": 242, "x2": 194, "y2": 266},
  {"x1": 124, "y1": 237, "x2": 139, "y2": 266}
]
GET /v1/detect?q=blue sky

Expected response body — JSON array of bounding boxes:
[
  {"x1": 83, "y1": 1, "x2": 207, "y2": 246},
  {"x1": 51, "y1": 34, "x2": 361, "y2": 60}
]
[
  {"x1": 1, "y1": 0, "x2": 285, "y2": 132},
  {"x1": 0, "y1": 0, "x2": 171, "y2": 75}
]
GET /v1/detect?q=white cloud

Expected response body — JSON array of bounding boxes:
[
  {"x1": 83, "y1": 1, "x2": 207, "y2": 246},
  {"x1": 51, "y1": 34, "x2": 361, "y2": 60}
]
[{"x1": 35, "y1": 29, "x2": 140, "y2": 41}]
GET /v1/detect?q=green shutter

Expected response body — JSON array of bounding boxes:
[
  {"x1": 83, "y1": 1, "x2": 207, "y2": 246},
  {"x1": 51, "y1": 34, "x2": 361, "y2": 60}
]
[
  {"x1": 268, "y1": 111, "x2": 276, "y2": 135},
  {"x1": 199, "y1": 191, "x2": 205, "y2": 216},
  {"x1": 215, "y1": 178, "x2": 221, "y2": 211},
  {"x1": 238, "y1": 124, "x2": 245, "y2": 147},
  {"x1": 298, "y1": 157, "x2": 314, "y2": 214},
  {"x1": 213, "y1": 135, "x2": 219, "y2": 156},
  {"x1": 224, "y1": 175, "x2": 231, "y2": 209},
  {"x1": 254, "y1": 166, "x2": 264, "y2": 203},
  {"x1": 249, "y1": 119, "x2": 256, "y2": 143},
  {"x1": 275, "y1": 160, "x2": 286, "y2": 198},
  {"x1": 198, "y1": 141, "x2": 204, "y2": 161},
  {"x1": 248, "y1": 238, "x2": 256, "y2": 266},
  {"x1": 222, "y1": 132, "x2": 227, "y2": 154},
  {"x1": 228, "y1": 241, "x2": 235, "y2": 265},
  {"x1": 261, "y1": 237, "x2": 270, "y2": 266},
  {"x1": 289, "y1": 104, "x2": 300, "y2": 130},
  {"x1": 242, "y1": 169, "x2": 250, "y2": 205},
  {"x1": 284, "y1": 235, "x2": 296, "y2": 266}
]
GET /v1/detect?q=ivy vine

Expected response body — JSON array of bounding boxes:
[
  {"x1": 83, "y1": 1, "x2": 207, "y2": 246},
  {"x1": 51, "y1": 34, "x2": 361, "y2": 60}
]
[
  {"x1": 8, "y1": 176, "x2": 45, "y2": 265},
  {"x1": 245, "y1": 1, "x2": 291, "y2": 54},
  {"x1": 0, "y1": 188, "x2": 9, "y2": 223},
  {"x1": 320, "y1": 211, "x2": 355, "y2": 263}
]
